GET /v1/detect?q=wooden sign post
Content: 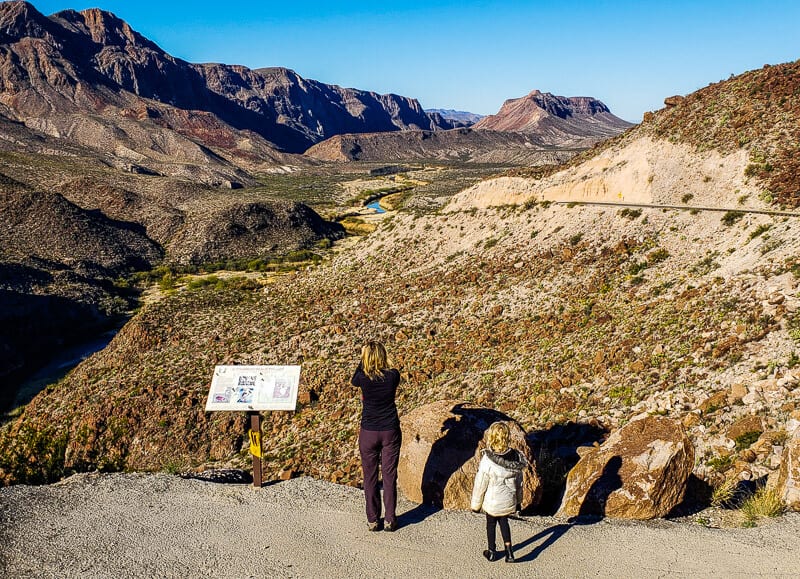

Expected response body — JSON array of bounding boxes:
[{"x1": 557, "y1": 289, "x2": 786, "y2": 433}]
[
  {"x1": 205, "y1": 365, "x2": 301, "y2": 488},
  {"x1": 248, "y1": 411, "x2": 263, "y2": 487}
]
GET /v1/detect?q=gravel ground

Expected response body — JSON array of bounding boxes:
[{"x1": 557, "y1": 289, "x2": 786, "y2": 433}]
[{"x1": 1, "y1": 472, "x2": 798, "y2": 578}]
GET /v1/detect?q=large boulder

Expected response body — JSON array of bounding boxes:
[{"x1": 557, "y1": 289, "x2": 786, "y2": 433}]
[
  {"x1": 557, "y1": 416, "x2": 694, "y2": 519},
  {"x1": 776, "y1": 425, "x2": 800, "y2": 511},
  {"x1": 398, "y1": 400, "x2": 541, "y2": 510}
]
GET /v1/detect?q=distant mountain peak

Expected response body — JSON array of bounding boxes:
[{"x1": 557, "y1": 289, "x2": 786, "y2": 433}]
[
  {"x1": 474, "y1": 89, "x2": 631, "y2": 146},
  {"x1": 51, "y1": 7, "x2": 163, "y2": 52}
]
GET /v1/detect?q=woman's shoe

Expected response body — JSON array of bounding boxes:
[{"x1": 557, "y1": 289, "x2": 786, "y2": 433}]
[
  {"x1": 482, "y1": 549, "x2": 501, "y2": 561},
  {"x1": 384, "y1": 520, "x2": 397, "y2": 532},
  {"x1": 504, "y1": 546, "x2": 515, "y2": 563},
  {"x1": 367, "y1": 521, "x2": 380, "y2": 532}
]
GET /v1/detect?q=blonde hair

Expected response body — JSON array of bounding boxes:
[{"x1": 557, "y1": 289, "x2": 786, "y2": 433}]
[
  {"x1": 361, "y1": 341, "x2": 389, "y2": 380},
  {"x1": 485, "y1": 421, "x2": 510, "y2": 454}
]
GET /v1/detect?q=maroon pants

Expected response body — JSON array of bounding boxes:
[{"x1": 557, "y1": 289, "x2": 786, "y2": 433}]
[{"x1": 359, "y1": 428, "x2": 402, "y2": 524}]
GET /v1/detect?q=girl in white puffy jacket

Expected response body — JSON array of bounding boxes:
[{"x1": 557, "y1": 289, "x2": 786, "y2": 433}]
[{"x1": 470, "y1": 421, "x2": 527, "y2": 563}]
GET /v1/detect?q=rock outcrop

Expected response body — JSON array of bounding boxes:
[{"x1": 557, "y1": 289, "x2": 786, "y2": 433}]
[
  {"x1": 776, "y1": 425, "x2": 800, "y2": 511},
  {"x1": 397, "y1": 400, "x2": 541, "y2": 510},
  {"x1": 557, "y1": 416, "x2": 694, "y2": 519}
]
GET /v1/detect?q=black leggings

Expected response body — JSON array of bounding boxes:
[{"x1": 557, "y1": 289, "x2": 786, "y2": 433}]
[{"x1": 485, "y1": 514, "x2": 511, "y2": 548}]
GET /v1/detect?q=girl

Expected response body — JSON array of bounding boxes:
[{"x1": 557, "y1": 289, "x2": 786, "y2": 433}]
[
  {"x1": 470, "y1": 421, "x2": 527, "y2": 562},
  {"x1": 351, "y1": 341, "x2": 402, "y2": 532}
]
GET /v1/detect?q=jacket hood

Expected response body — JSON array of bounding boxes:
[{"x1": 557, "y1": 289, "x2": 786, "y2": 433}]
[{"x1": 483, "y1": 448, "x2": 527, "y2": 472}]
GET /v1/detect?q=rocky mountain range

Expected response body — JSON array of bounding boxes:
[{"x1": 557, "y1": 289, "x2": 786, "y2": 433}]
[
  {"x1": 0, "y1": 1, "x2": 634, "y2": 173},
  {"x1": 309, "y1": 92, "x2": 632, "y2": 164},
  {"x1": 0, "y1": 0, "x2": 457, "y2": 175}
]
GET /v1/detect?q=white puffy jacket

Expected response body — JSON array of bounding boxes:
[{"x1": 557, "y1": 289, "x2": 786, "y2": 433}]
[{"x1": 470, "y1": 449, "x2": 526, "y2": 517}]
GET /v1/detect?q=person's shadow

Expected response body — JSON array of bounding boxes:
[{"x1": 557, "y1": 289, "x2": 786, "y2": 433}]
[
  {"x1": 577, "y1": 455, "x2": 623, "y2": 517},
  {"x1": 514, "y1": 522, "x2": 574, "y2": 562},
  {"x1": 515, "y1": 456, "x2": 623, "y2": 562}
]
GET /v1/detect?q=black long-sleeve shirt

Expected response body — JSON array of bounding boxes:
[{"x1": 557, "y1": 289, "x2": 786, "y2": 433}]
[{"x1": 351, "y1": 366, "x2": 400, "y2": 431}]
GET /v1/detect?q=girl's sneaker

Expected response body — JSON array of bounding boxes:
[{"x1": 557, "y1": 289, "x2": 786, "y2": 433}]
[{"x1": 482, "y1": 549, "x2": 501, "y2": 561}]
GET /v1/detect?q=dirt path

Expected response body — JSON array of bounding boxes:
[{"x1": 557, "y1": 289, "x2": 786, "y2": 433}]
[{"x1": 1, "y1": 473, "x2": 798, "y2": 578}]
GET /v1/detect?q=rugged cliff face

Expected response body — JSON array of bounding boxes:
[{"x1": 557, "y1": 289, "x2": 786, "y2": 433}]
[{"x1": 474, "y1": 90, "x2": 633, "y2": 147}]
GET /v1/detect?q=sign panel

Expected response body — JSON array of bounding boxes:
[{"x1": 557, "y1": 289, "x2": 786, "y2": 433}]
[{"x1": 205, "y1": 365, "x2": 300, "y2": 411}]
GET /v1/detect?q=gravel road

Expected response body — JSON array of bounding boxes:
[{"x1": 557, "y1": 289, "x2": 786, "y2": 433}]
[{"x1": 1, "y1": 472, "x2": 798, "y2": 578}]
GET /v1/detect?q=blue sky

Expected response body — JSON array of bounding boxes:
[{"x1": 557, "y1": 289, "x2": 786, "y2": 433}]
[{"x1": 26, "y1": 0, "x2": 800, "y2": 122}]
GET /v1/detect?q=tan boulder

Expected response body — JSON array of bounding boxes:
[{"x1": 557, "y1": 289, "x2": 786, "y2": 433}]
[
  {"x1": 776, "y1": 426, "x2": 800, "y2": 511},
  {"x1": 557, "y1": 416, "x2": 694, "y2": 519},
  {"x1": 700, "y1": 391, "x2": 727, "y2": 414},
  {"x1": 726, "y1": 415, "x2": 764, "y2": 442},
  {"x1": 398, "y1": 400, "x2": 541, "y2": 510},
  {"x1": 728, "y1": 382, "x2": 747, "y2": 403}
]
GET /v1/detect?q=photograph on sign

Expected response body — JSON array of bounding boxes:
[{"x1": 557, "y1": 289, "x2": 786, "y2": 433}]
[{"x1": 205, "y1": 365, "x2": 301, "y2": 411}]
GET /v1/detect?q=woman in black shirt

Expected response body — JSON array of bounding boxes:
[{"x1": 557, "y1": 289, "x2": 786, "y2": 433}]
[{"x1": 351, "y1": 341, "x2": 401, "y2": 531}]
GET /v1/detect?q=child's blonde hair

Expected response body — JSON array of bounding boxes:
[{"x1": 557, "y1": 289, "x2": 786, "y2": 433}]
[
  {"x1": 361, "y1": 341, "x2": 389, "y2": 380},
  {"x1": 485, "y1": 421, "x2": 510, "y2": 453}
]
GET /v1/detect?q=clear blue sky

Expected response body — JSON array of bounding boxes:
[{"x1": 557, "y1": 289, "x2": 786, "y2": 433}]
[{"x1": 26, "y1": 0, "x2": 800, "y2": 122}]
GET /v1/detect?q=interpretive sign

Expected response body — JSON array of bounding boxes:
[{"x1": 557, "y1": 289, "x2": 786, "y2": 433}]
[{"x1": 204, "y1": 365, "x2": 301, "y2": 412}]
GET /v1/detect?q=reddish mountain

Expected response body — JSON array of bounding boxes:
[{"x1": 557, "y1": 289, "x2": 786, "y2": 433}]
[{"x1": 474, "y1": 90, "x2": 633, "y2": 147}]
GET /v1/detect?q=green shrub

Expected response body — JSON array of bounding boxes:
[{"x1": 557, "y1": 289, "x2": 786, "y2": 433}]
[
  {"x1": 647, "y1": 248, "x2": 670, "y2": 264},
  {"x1": 748, "y1": 224, "x2": 772, "y2": 240},
  {"x1": 484, "y1": 237, "x2": 499, "y2": 249},
  {"x1": 741, "y1": 487, "x2": 785, "y2": 523},
  {"x1": 711, "y1": 477, "x2": 741, "y2": 508},
  {"x1": 706, "y1": 454, "x2": 734, "y2": 472},
  {"x1": 0, "y1": 424, "x2": 68, "y2": 484},
  {"x1": 734, "y1": 431, "x2": 761, "y2": 451},
  {"x1": 618, "y1": 208, "x2": 642, "y2": 219},
  {"x1": 721, "y1": 211, "x2": 744, "y2": 226}
]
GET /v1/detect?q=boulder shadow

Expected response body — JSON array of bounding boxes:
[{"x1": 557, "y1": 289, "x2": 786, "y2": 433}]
[
  {"x1": 665, "y1": 474, "x2": 714, "y2": 517},
  {"x1": 525, "y1": 421, "x2": 609, "y2": 515}
]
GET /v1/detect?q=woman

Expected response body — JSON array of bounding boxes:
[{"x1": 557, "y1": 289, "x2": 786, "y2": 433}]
[{"x1": 351, "y1": 341, "x2": 402, "y2": 532}]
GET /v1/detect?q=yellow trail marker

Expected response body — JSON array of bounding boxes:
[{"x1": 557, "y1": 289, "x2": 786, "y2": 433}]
[{"x1": 248, "y1": 429, "x2": 262, "y2": 458}]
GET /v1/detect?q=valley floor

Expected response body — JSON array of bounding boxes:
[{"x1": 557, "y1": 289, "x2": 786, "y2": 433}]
[{"x1": 1, "y1": 473, "x2": 797, "y2": 578}]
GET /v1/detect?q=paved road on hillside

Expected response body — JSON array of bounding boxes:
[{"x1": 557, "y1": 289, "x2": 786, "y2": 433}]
[{"x1": 554, "y1": 200, "x2": 800, "y2": 218}]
